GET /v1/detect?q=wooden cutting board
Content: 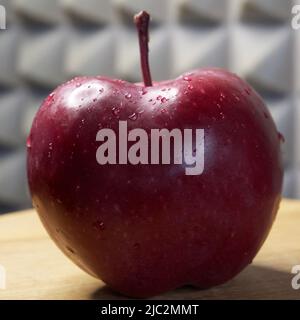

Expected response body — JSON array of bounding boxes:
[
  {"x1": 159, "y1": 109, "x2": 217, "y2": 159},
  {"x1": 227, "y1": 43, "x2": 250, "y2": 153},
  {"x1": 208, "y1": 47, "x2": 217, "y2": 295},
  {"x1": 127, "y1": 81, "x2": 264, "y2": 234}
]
[{"x1": 0, "y1": 199, "x2": 299, "y2": 300}]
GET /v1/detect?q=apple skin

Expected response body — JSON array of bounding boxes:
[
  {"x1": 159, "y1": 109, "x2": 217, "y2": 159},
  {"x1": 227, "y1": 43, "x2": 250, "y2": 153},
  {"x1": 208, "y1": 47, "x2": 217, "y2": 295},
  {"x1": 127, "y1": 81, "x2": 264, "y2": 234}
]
[{"x1": 27, "y1": 68, "x2": 283, "y2": 298}]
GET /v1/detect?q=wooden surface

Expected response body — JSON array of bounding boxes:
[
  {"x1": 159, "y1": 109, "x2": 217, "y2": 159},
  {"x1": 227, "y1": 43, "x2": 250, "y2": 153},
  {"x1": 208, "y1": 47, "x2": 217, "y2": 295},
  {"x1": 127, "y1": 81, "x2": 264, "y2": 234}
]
[{"x1": 0, "y1": 199, "x2": 300, "y2": 300}]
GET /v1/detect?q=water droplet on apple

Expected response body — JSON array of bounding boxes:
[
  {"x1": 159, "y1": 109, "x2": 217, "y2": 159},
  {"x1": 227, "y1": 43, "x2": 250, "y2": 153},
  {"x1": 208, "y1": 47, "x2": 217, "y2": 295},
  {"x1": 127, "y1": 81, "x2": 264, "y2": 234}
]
[
  {"x1": 46, "y1": 92, "x2": 55, "y2": 104},
  {"x1": 157, "y1": 95, "x2": 162, "y2": 101},
  {"x1": 245, "y1": 88, "x2": 251, "y2": 95},
  {"x1": 26, "y1": 137, "x2": 31, "y2": 148},
  {"x1": 76, "y1": 83, "x2": 82, "y2": 88},
  {"x1": 133, "y1": 243, "x2": 140, "y2": 249},
  {"x1": 112, "y1": 106, "x2": 121, "y2": 116},
  {"x1": 220, "y1": 112, "x2": 225, "y2": 119},
  {"x1": 92, "y1": 220, "x2": 105, "y2": 231},
  {"x1": 263, "y1": 111, "x2": 269, "y2": 119},
  {"x1": 216, "y1": 103, "x2": 221, "y2": 109},
  {"x1": 188, "y1": 84, "x2": 194, "y2": 90},
  {"x1": 125, "y1": 93, "x2": 132, "y2": 99},
  {"x1": 233, "y1": 94, "x2": 240, "y2": 101},
  {"x1": 183, "y1": 76, "x2": 191, "y2": 81},
  {"x1": 141, "y1": 88, "x2": 147, "y2": 95},
  {"x1": 161, "y1": 88, "x2": 167, "y2": 92},
  {"x1": 161, "y1": 97, "x2": 167, "y2": 103},
  {"x1": 128, "y1": 113, "x2": 138, "y2": 121}
]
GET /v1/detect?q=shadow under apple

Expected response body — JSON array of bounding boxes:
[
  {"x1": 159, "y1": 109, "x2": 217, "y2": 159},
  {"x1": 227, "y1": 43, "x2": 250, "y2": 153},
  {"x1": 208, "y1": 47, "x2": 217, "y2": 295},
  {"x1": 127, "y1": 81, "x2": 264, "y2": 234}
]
[{"x1": 90, "y1": 265, "x2": 298, "y2": 300}]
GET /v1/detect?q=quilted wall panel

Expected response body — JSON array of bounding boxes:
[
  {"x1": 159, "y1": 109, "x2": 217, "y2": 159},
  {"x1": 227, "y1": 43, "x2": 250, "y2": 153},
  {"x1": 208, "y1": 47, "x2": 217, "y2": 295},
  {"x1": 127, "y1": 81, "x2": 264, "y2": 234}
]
[{"x1": 0, "y1": 0, "x2": 298, "y2": 213}]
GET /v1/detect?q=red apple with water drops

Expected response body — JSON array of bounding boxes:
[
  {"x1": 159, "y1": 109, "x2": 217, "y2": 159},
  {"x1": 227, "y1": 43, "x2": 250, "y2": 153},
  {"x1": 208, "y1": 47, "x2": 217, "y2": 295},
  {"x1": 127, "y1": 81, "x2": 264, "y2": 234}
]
[{"x1": 27, "y1": 11, "x2": 283, "y2": 298}]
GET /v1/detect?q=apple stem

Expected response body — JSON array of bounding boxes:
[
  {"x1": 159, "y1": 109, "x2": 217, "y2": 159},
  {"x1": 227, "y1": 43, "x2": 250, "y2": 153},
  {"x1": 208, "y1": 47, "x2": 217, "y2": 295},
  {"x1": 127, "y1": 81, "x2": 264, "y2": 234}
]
[{"x1": 134, "y1": 11, "x2": 153, "y2": 87}]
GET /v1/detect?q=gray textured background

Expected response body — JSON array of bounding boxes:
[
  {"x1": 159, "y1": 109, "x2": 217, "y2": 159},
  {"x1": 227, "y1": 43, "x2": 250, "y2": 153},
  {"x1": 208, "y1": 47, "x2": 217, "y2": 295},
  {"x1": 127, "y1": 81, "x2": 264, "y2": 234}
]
[{"x1": 0, "y1": 0, "x2": 298, "y2": 213}]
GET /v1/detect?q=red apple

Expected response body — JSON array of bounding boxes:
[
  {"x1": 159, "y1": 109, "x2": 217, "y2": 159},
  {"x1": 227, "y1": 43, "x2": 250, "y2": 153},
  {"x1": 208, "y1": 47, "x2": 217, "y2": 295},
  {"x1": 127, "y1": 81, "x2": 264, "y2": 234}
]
[{"x1": 27, "y1": 11, "x2": 283, "y2": 298}]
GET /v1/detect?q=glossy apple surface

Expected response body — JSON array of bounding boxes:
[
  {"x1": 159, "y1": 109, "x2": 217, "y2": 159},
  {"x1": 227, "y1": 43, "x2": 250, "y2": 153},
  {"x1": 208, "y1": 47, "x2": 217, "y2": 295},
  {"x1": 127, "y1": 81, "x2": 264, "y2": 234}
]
[{"x1": 27, "y1": 67, "x2": 283, "y2": 297}]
